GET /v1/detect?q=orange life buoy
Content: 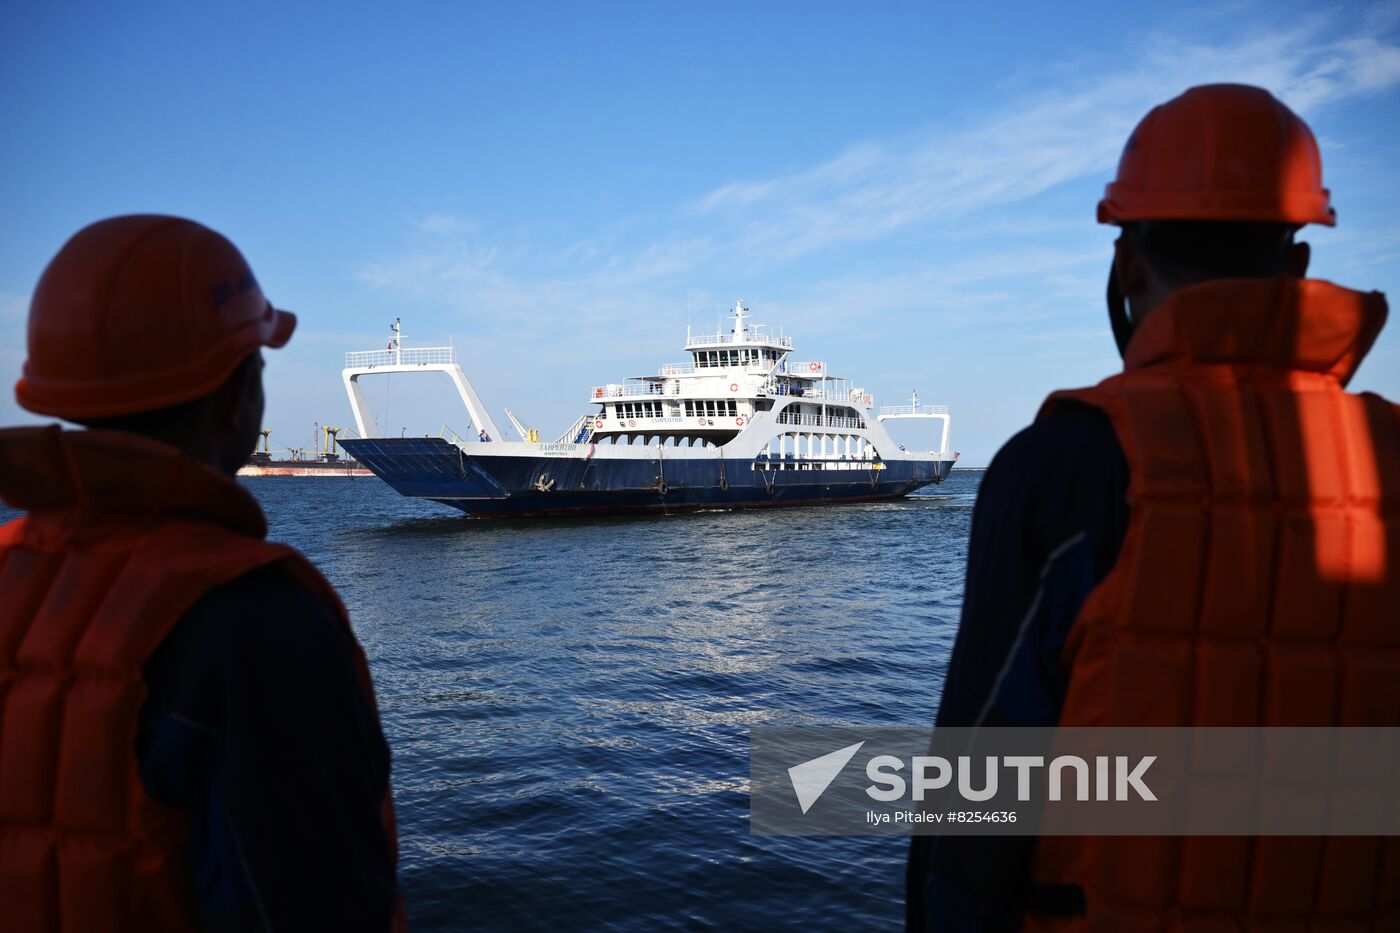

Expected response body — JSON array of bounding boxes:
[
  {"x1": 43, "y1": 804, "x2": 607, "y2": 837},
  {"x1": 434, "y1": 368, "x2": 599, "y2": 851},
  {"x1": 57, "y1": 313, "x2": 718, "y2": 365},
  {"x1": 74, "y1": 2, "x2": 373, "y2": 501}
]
[
  {"x1": 594, "y1": 418, "x2": 604, "y2": 428},
  {"x1": 735, "y1": 416, "x2": 744, "y2": 426},
  {"x1": 628, "y1": 418, "x2": 636, "y2": 427},
  {"x1": 809, "y1": 362, "x2": 820, "y2": 372},
  {"x1": 729, "y1": 383, "x2": 738, "y2": 392}
]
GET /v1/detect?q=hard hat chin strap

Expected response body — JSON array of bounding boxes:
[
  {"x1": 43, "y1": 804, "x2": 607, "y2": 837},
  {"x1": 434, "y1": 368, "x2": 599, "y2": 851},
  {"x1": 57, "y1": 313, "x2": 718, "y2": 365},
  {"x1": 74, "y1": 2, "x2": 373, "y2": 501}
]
[{"x1": 1107, "y1": 263, "x2": 1135, "y2": 359}]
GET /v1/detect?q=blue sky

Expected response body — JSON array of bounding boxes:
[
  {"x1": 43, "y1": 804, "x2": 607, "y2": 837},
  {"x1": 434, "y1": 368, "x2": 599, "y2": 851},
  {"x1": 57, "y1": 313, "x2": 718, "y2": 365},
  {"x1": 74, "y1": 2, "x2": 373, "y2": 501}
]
[{"x1": 2, "y1": 0, "x2": 1398, "y2": 464}]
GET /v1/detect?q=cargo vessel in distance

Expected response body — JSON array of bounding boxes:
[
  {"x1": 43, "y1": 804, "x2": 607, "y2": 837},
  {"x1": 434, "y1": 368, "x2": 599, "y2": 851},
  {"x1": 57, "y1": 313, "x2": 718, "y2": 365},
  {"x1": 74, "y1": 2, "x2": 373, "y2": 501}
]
[
  {"x1": 336, "y1": 303, "x2": 957, "y2": 518},
  {"x1": 237, "y1": 426, "x2": 371, "y2": 477}
]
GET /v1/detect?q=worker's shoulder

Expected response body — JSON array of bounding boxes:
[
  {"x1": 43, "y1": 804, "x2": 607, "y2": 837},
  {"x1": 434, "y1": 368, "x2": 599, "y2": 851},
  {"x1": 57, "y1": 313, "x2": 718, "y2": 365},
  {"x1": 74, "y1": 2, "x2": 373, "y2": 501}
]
[
  {"x1": 191, "y1": 560, "x2": 335, "y2": 615},
  {"x1": 172, "y1": 560, "x2": 350, "y2": 660},
  {"x1": 989, "y1": 400, "x2": 1122, "y2": 479}
]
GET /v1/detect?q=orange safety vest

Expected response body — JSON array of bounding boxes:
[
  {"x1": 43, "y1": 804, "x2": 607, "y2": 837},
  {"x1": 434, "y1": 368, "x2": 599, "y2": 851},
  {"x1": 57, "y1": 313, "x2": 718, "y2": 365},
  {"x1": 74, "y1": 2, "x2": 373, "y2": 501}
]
[
  {"x1": 0, "y1": 425, "x2": 400, "y2": 932},
  {"x1": 1025, "y1": 277, "x2": 1400, "y2": 931}
]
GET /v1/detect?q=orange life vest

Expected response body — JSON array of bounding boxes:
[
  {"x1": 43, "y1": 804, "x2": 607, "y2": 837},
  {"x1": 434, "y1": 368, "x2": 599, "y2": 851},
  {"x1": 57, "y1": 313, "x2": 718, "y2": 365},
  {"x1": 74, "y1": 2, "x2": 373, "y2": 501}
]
[
  {"x1": 1024, "y1": 277, "x2": 1400, "y2": 931},
  {"x1": 0, "y1": 425, "x2": 399, "y2": 932}
]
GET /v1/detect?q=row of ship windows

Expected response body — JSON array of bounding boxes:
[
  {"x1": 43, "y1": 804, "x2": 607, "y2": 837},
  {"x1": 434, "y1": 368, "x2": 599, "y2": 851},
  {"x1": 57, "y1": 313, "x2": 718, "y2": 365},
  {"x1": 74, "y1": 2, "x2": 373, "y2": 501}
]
[
  {"x1": 684, "y1": 400, "x2": 739, "y2": 418},
  {"x1": 615, "y1": 402, "x2": 666, "y2": 418},
  {"x1": 612, "y1": 400, "x2": 742, "y2": 419},
  {"x1": 694, "y1": 348, "x2": 781, "y2": 367}
]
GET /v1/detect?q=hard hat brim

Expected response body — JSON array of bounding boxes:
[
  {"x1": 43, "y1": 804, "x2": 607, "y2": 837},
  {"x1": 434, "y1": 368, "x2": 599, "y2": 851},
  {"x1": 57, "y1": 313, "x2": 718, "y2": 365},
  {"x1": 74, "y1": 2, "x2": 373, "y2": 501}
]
[
  {"x1": 1098, "y1": 183, "x2": 1336, "y2": 227},
  {"x1": 16, "y1": 303, "x2": 298, "y2": 420},
  {"x1": 264, "y1": 304, "x2": 296, "y2": 349}
]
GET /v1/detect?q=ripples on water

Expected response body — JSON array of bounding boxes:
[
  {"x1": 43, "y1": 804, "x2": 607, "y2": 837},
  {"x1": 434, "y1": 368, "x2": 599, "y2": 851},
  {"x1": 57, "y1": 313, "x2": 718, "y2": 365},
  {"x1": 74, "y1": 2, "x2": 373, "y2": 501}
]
[{"x1": 4, "y1": 472, "x2": 980, "y2": 930}]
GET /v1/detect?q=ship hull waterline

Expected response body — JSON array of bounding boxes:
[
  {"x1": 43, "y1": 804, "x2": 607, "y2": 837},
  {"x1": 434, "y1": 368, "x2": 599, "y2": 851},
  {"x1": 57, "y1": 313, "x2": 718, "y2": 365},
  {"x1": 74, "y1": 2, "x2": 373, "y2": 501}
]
[{"x1": 339, "y1": 437, "x2": 954, "y2": 519}]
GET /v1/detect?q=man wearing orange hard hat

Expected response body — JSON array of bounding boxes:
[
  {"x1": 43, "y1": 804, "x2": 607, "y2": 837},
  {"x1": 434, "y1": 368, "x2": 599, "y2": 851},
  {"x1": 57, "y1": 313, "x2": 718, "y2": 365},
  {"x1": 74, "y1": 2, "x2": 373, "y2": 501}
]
[
  {"x1": 0, "y1": 216, "x2": 403, "y2": 931},
  {"x1": 908, "y1": 85, "x2": 1399, "y2": 930}
]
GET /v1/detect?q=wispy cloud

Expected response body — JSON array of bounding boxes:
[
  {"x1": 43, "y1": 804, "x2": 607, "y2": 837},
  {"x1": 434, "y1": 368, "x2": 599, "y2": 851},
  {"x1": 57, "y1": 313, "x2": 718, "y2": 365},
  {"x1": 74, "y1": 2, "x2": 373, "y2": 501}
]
[
  {"x1": 362, "y1": 13, "x2": 1400, "y2": 314},
  {"x1": 686, "y1": 16, "x2": 1400, "y2": 263}
]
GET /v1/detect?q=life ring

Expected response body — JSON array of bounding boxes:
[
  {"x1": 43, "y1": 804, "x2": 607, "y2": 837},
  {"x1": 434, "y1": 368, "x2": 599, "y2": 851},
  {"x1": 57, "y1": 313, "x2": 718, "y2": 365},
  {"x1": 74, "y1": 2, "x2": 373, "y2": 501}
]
[
  {"x1": 594, "y1": 418, "x2": 604, "y2": 428},
  {"x1": 628, "y1": 418, "x2": 636, "y2": 427},
  {"x1": 808, "y1": 362, "x2": 820, "y2": 372},
  {"x1": 729, "y1": 383, "x2": 738, "y2": 392},
  {"x1": 735, "y1": 416, "x2": 744, "y2": 426}
]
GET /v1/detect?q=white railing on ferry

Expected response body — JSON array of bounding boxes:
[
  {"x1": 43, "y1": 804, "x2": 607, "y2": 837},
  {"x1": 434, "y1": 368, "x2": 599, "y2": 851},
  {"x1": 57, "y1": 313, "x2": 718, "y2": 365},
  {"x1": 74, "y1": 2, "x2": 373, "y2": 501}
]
[
  {"x1": 440, "y1": 424, "x2": 472, "y2": 447},
  {"x1": 776, "y1": 413, "x2": 867, "y2": 429},
  {"x1": 591, "y1": 383, "x2": 669, "y2": 399},
  {"x1": 346, "y1": 346, "x2": 458, "y2": 368},
  {"x1": 687, "y1": 331, "x2": 794, "y2": 349},
  {"x1": 659, "y1": 361, "x2": 775, "y2": 376},
  {"x1": 878, "y1": 404, "x2": 949, "y2": 417}
]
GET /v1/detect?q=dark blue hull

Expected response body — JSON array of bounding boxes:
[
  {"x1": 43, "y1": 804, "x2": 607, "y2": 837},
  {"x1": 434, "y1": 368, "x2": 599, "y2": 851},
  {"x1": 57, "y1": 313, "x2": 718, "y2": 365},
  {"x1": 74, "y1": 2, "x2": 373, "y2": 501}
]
[{"x1": 338, "y1": 437, "x2": 953, "y2": 518}]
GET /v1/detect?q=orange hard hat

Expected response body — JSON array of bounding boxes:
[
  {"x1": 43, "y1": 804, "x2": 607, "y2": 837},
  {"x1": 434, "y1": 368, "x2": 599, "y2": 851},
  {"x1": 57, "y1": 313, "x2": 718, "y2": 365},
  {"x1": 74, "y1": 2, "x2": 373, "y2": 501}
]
[
  {"x1": 1098, "y1": 84, "x2": 1335, "y2": 227},
  {"x1": 16, "y1": 215, "x2": 296, "y2": 419}
]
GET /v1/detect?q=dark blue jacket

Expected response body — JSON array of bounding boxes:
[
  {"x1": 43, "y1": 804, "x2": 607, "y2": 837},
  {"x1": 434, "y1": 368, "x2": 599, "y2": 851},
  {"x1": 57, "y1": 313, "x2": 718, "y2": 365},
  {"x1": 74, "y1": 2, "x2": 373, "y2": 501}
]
[
  {"x1": 137, "y1": 564, "x2": 397, "y2": 932},
  {"x1": 906, "y1": 403, "x2": 1129, "y2": 931}
]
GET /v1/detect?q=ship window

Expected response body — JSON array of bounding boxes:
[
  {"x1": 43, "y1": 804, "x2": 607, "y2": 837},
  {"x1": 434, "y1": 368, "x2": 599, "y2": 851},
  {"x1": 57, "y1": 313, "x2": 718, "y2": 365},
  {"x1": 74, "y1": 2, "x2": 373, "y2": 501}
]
[{"x1": 705, "y1": 401, "x2": 716, "y2": 417}]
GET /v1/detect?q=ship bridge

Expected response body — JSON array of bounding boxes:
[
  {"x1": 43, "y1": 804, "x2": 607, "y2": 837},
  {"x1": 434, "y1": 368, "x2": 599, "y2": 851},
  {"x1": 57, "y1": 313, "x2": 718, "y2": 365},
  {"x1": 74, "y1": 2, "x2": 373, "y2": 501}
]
[{"x1": 684, "y1": 300, "x2": 792, "y2": 352}]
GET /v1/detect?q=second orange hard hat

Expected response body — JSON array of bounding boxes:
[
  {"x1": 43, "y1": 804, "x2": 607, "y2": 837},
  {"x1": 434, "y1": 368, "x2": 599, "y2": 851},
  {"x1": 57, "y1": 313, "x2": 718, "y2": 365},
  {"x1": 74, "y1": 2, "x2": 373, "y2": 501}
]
[
  {"x1": 1098, "y1": 83, "x2": 1336, "y2": 227},
  {"x1": 16, "y1": 215, "x2": 296, "y2": 420}
]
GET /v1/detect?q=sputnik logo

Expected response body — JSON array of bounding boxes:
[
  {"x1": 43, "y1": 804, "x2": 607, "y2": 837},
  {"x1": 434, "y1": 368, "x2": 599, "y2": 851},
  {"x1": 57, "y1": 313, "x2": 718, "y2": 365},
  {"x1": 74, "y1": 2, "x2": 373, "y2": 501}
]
[{"x1": 787, "y1": 742, "x2": 865, "y2": 814}]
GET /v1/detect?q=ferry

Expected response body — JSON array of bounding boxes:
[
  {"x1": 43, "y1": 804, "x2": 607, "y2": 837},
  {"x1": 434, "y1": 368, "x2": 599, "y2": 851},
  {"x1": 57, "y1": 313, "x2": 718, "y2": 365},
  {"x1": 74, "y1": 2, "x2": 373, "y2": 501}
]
[{"x1": 336, "y1": 303, "x2": 957, "y2": 518}]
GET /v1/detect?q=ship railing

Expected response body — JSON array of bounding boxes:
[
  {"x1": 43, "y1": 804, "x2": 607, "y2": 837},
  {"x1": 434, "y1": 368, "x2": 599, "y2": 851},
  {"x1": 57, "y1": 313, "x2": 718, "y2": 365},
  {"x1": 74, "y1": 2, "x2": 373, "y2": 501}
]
[
  {"x1": 784, "y1": 361, "x2": 827, "y2": 377},
  {"x1": 591, "y1": 382, "x2": 670, "y2": 399},
  {"x1": 346, "y1": 346, "x2": 458, "y2": 369},
  {"x1": 553, "y1": 414, "x2": 594, "y2": 445},
  {"x1": 799, "y1": 386, "x2": 867, "y2": 404},
  {"x1": 440, "y1": 424, "x2": 472, "y2": 448},
  {"x1": 659, "y1": 361, "x2": 772, "y2": 376},
  {"x1": 878, "y1": 404, "x2": 949, "y2": 417},
  {"x1": 775, "y1": 413, "x2": 868, "y2": 429},
  {"x1": 686, "y1": 329, "x2": 793, "y2": 349}
]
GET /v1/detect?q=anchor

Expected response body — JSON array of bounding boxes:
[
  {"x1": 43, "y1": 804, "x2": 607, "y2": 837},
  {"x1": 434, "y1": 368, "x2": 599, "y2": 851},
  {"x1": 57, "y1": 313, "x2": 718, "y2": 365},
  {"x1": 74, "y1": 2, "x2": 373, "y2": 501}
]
[{"x1": 534, "y1": 475, "x2": 556, "y2": 493}]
